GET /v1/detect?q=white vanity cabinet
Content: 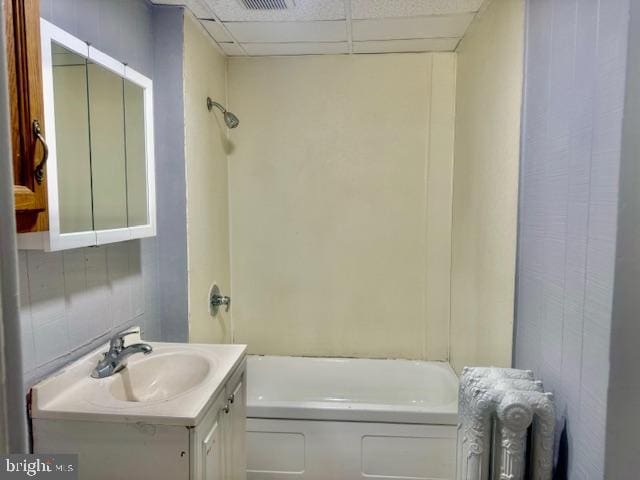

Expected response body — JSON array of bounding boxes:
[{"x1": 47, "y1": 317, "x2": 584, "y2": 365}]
[
  {"x1": 192, "y1": 364, "x2": 247, "y2": 480},
  {"x1": 227, "y1": 368, "x2": 247, "y2": 479},
  {"x1": 31, "y1": 343, "x2": 247, "y2": 480}
]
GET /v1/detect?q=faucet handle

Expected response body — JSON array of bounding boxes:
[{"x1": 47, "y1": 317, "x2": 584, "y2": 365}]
[{"x1": 109, "y1": 329, "x2": 140, "y2": 351}]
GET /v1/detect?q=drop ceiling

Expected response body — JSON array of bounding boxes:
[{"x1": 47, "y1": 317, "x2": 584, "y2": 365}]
[{"x1": 150, "y1": 0, "x2": 488, "y2": 56}]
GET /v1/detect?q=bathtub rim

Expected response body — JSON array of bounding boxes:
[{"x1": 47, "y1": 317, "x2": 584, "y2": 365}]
[{"x1": 246, "y1": 355, "x2": 459, "y2": 426}]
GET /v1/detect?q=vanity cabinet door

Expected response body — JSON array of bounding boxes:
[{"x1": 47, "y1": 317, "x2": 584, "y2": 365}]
[
  {"x1": 226, "y1": 370, "x2": 247, "y2": 480},
  {"x1": 192, "y1": 392, "x2": 227, "y2": 480},
  {"x1": 202, "y1": 415, "x2": 224, "y2": 480}
]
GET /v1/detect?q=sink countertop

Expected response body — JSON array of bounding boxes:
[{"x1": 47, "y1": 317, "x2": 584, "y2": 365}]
[{"x1": 30, "y1": 341, "x2": 247, "y2": 427}]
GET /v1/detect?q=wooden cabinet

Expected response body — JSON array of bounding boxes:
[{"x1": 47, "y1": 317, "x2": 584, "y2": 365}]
[{"x1": 4, "y1": 0, "x2": 49, "y2": 232}]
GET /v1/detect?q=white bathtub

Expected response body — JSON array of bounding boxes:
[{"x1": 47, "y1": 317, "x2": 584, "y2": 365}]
[{"x1": 246, "y1": 355, "x2": 459, "y2": 480}]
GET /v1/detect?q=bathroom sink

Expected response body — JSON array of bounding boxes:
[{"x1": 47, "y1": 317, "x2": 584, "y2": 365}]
[
  {"x1": 109, "y1": 353, "x2": 211, "y2": 402},
  {"x1": 29, "y1": 338, "x2": 247, "y2": 426}
]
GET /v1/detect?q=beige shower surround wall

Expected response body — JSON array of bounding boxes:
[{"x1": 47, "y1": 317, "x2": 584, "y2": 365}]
[
  {"x1": 181, "y1": 0, "x2": 522, "y2": 366},
  {"x1": 450, "y1": 0, "x2": 524, "y2": 372},
  {"x1": 183, "y1": 13, "x2": 232, "y2": 344},
  {"x1": 227, "y1": 53, "x2": 456, "y2": 359}
]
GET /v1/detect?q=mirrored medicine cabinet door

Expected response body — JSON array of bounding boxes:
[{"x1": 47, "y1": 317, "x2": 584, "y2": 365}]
[{"x1": 18, "y1": 20, "x2": 156, "y2": 251}]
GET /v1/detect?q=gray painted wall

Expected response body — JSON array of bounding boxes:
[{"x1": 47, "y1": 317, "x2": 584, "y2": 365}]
[
  {"x1": 19, "y1": 0, "x2": 187, "y2": 388},
  {"x1": 606, "y1": 0, "x2": 640, "y2": 475},
  {"x1": 514, "y1": 0, "x2": 630, "y2": 478},
  {"x1": 153, "y1": 6, "x2": 189, "y2": 343},
  {"x1": 40, "y1": 0, "x2": 155, "y2": 77}
]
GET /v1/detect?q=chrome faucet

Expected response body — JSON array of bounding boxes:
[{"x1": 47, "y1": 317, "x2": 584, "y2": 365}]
[{"x1": 91, "y1": 330, "x2": 153, "y2": 379}]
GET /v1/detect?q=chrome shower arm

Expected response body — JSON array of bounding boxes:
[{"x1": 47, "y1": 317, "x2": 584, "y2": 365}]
[{"x1": 207, "y1": 97, "x2": 226, "y2": 113}]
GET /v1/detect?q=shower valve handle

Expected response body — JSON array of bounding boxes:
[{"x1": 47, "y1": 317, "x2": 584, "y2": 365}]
[
  {"x1": 212, "y1": 295, "x2": 231, "y2": 311},
  {"x1": 209, "y1": 284, "x2": 230, "y2": 315}
]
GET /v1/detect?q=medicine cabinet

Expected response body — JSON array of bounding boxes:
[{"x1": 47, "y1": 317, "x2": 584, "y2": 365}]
[{"x1": 19, "y1": 19, "x2": 156, "y2": 250}]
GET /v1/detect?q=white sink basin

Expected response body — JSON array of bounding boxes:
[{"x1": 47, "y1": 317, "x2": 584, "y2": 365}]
[
  {"x1": 109, "y1": 353, "x2": 211, "y2": 403},
  {"x1": 30, "y1": 337, "x2": 246, "y2": 426}
]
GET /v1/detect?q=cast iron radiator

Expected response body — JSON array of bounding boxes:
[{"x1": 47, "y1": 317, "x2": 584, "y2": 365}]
[{"x1": 456, "y1": 367, "x2": 555, "y2": 480}]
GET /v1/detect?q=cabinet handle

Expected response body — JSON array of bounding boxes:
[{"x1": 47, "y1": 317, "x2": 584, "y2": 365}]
[
  {"x1": 32, "y1": 120, "x2": 48, "y2": 185},
  {"x1": 228, "y1": 393, "x2": 235, "y2": 404},
  {"x1": 223, "y1": 404, "x2": 230, "y2": 414}
]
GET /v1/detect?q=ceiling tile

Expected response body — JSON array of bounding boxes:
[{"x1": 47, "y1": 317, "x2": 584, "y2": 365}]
[
  {"x1": 186, "y1": 0, "x2": 215, "y2": 18},
  {"x1": 225, "y1": 20, "x2": 347, "y2": 43},
  {"x1": 201, "y1": 20, "x2": 233, "y2": 42},
  {"x1": 203, "y1": 0, "x2": 346, "y2": 21},
  {"x1": 351, "y1": 0, "x2": 485, "y2": 19},
  {"x1": 353, "y1": 38, "x2": 459, "y2": 54},
  {"x1": 352, "y1": 14, "x2": 474, "y2": 41},
  {"x1": 242, "y1": 42, "x2": 349, "y2": 56},
  {"x1": 219, "y1": 43, "x2": 246, "y2": 55}
]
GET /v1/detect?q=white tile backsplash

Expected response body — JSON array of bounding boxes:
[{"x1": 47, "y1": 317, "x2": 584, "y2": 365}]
[
  {"x1": 83, "y1": 247, "x2": 111, "y2": 339},
  {"x1": 18, "y1": 240, "x2": 159, "y2": 387},
  {"x1": 26, "y1": 252, "x2": 66, "y2": 330},
  {"x1": 61, "y1": 250, "x2": 91, "y2": 346},
  {"x1": 106, "y1": 244, "x2": 135, "y2": 329},
  {"x1": 34, "y1": 318, "x2": 70, "y2": 366}
]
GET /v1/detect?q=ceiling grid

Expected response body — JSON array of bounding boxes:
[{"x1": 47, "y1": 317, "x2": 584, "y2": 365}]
[{"x1": 150, "y1": 0, "x2": 488, "y2": 56}]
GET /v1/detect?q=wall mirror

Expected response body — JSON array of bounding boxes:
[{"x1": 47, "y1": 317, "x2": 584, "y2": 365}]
[{"x1": 19, "y1": 19, "x2": 156, "y2": 251}]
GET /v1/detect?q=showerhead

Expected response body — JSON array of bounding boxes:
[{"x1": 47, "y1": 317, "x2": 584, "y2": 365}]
[
  {"x1": 207, "y1": 97, "x2": 239, "y2": 129},
  {"x1": 224, "y1": 111, "x2": 240, "y2": 129}
]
